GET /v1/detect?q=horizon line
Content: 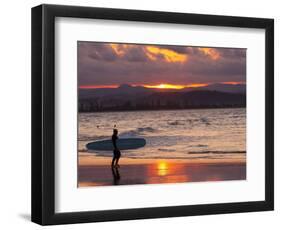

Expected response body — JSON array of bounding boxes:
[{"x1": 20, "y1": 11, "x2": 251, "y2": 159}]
[{"x1": 79, "y1": 81, "x2": 246, "y2": 89}]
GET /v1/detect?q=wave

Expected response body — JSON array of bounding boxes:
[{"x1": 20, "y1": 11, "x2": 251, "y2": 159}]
[
  {"x1": 119, "y1": 130, "x2": 139, "y2": 137},
  {"x1": 188, "y1": 150, "x2": 246, "y2": 154},
  {"x1": 78, "y1": 135, "x2": 108, "y2": 141},
  {"x1": 137, "y1": 127, "x2": 156, "y2": 132},
  {"x1": 158, "y1": 148, "x2": 176, "y2": 152},
  {"x1": 189, "y1": 144, "x2": 208, "y2": 148},
  {"x1": 200, "y1": 117, "x2": 210, "y2": 125},
  {"x1": 79, "y1": 127, "x2": 157, "y2": 141},
  {"x1": 79, "y1": 153, "x2": 234, "y2": 160},
  {"x1": 167, "y1": 118, "x2": 210, "y2": 126},
  {"x1": 168, "y1": 120, "x2": 184, "y2": 126},
  {"x1": 119, "y1": 127, "x2": 156, "y2": 137}
]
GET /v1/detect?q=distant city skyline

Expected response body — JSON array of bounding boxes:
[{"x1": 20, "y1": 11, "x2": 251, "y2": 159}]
[{"x1": 78, "y1": 42, "x2": 246, "y2": 89}]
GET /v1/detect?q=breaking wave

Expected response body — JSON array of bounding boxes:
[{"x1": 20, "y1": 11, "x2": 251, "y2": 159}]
[{"x1": 119, "y1": 127, "x2": 156, "y2": 137}]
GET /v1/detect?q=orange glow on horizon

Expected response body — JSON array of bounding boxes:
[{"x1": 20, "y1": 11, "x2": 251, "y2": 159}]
[
  {"x1": 220, "y1": 81, "x2": 245, "y2": 85},
  {"x1": 143, "y1": 83, "x2": 208, "y2": 89},
  {"x1": 144, "y1": 84, "x2": 184, "y2": 89}
]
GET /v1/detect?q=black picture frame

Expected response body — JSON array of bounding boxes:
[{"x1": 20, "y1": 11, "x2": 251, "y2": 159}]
[{"x1": 31, "y1": 4, "x2": 274, "y2": 225}]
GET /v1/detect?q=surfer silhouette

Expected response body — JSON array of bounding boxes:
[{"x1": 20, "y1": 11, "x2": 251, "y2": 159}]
[{"x1": 111, "y1": 128, "x2": 121, "y2": 168}]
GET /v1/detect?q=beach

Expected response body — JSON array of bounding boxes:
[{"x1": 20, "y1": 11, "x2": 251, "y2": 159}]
[
  {"x1": 78, "y1": 108, "x2": 246, "y2": 187},
  {"x1": 78, "y1": 156, "x2": 246, "y2": 187}
]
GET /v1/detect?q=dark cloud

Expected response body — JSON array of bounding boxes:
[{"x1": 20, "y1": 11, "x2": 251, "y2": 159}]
[
  {"x1": 156, "y1": 45, "x2": 189, "y2": 54},
  {"x1": 79, "y1": 42, "x2": 117, "y2": 62},
  {"x1": 122, "y1": 46, "x2": 148, "y2": 62},
  {"x1": 78, "y1": 42, "x2": 246, "y2": 86},
  {"x1": 218, "y1": 48, "x2": 246, "y2": 59}
]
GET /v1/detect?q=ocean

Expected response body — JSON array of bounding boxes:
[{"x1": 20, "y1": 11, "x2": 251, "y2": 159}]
[{"x1": 78, "y1": 108, "x2": 246, "y2": 161}]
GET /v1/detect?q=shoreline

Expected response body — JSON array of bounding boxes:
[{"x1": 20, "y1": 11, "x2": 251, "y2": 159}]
[
  {"x1": 78, "y1": 106, "x2": 246, "y2": 114},
  {"x1": 78, "y1": 156, "x2": 246, "y2": 187},
  {"x1": 78, "y1": 155, "x2": 246, "y2": 166}
]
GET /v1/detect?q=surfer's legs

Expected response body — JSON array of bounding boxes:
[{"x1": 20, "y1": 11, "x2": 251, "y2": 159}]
[
  {"x1": 111, "y1": 157, "x2": 120, "y2": 168},
  {"x1": 111, "y1": 156, "x2": 116, "y2": 168},
  {"x1": 115, "y1": 156, "x2": 120, "y2": 167},
  {"x1": 115, "y1": 150, "x2": 121, "y2": 167},
  {"x1": 112, "y1": 149, "x2": 121, "y2": 167}
]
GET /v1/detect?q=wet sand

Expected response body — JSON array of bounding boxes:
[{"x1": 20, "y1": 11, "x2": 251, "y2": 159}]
[{"x1": 78, "y1": 157, "x2": 246, "y2": 187}]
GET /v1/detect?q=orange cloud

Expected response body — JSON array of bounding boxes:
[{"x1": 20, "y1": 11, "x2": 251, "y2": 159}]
[
  {"x1": 145, "y1": 46, "x2": 188, "y2": 63},
  {"x1": 109, "y1": 44, "x2": 188, "y2": 63},
  {"x1": 198, "y1": 48, "x2": 220, "y2": 60},
  {"x1": 110, "y1": 44, "x2": 131, "y2": 56}
]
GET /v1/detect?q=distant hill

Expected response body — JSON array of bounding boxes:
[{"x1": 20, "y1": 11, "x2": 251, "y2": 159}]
[
  {"x1": 184, "y1": 83, "x2": 246, "y2": 94},
  {"x1": 80, "y1": 83, "x2": 246, "y2": 98},
  {"x1": 79, "y1": 84, "x2": 246, "y2": 112},
  {"x1": 79, "y1": 84, "x2": 151, "y2": 99}
]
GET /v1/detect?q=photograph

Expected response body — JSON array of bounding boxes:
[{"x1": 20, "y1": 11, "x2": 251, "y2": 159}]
[{"x1": 77, "y1": 42, "x2": 247, "y2": 187}]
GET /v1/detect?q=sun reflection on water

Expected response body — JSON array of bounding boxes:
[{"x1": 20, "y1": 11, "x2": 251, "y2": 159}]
[{"x1": 157, "y1": 161, "x2": 168, "y2": 176}]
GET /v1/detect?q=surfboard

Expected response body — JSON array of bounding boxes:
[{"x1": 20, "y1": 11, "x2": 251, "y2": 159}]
[{"x1": 86, "y1": 138, "x2": 146, "y2": 151}]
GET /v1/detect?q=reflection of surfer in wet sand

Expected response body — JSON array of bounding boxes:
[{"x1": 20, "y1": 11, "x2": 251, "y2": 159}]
[
  {"x1": 111, "y1": 128, "x2": 121, "y2": 168},
  {"x1": 111, "y1": 167, "x2": 120, "y2": 185}
]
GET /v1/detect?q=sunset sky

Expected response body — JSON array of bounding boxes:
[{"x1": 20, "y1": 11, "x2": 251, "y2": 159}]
[{"x1": 78, "y1": 42, "x2": 246, "y2": 89}]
